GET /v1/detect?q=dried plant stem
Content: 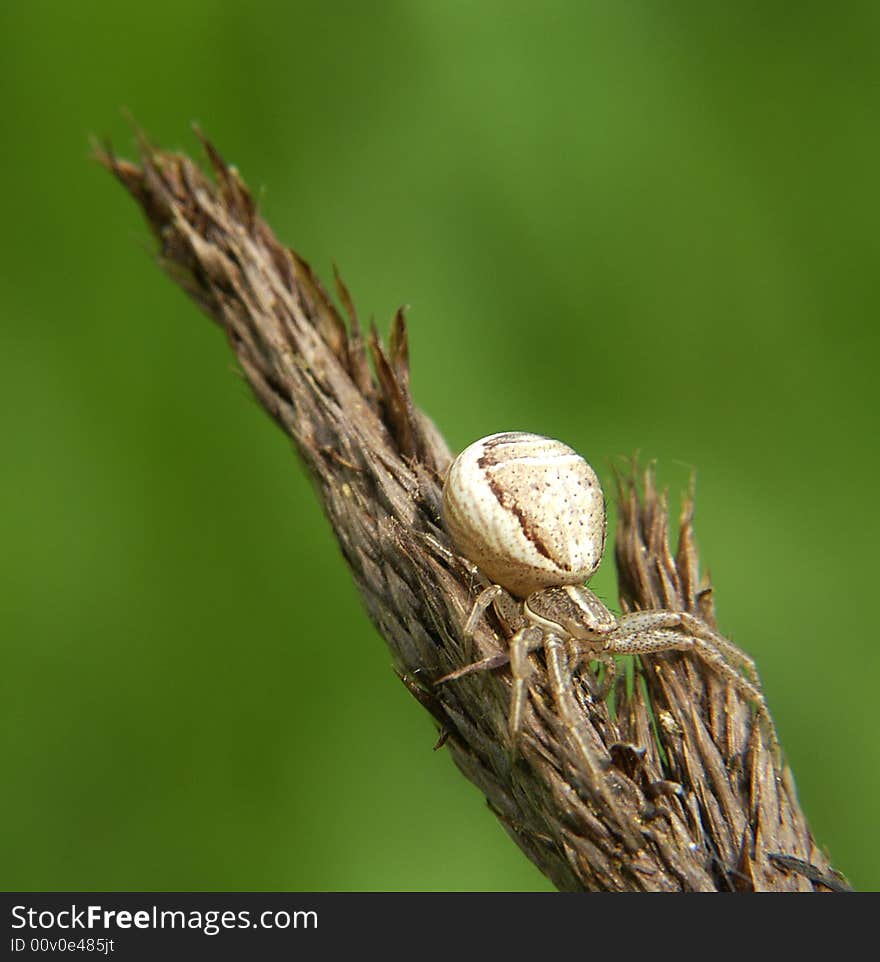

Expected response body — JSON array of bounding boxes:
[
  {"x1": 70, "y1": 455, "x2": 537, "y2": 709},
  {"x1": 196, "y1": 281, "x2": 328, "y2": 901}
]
[{"x1": 98, "y1": 130, "x2": 848, "y2": 892}]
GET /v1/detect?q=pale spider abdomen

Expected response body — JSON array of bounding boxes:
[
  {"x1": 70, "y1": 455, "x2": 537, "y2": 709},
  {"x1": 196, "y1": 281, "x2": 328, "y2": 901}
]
[{"x1": 442, "y1": 432, "x2": 606, "y2": 598}]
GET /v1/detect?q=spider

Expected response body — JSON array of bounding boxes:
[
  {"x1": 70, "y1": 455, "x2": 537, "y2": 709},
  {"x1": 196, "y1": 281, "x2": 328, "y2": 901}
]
[{"x1": 437, "y1": 431, "x2": 776, "y2": 761}]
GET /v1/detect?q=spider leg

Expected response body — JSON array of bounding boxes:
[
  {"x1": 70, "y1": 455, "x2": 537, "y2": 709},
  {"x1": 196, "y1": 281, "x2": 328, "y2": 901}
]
[
  {"x1": 464, "y1": 584, "x2": 505, "y2": 636},
  {"x1": 678, "y1": 612, "x2": 762, "y2": 688},
  {"x1": 544, "y1": 632, "x2": 641, "y2": 846},
  {"x1": 567, "y1": 638, "x2": 616, "y2": 702},
  {"x1": 618, "y1": 610, "x2": 762, "y2": 687},
  {"x1": 607, "y1": 624, "x2": 779, "y2": 760},
  {"x1": 435, "y1": 650, "x2": 510, "y2": 684},
  {"x1": 436, "y1": 584, "x2": 521, "y2": 684},
  {"x1": 508, "y1": 624, "x2": 543, "y2": 739},
  {"x1": 591, "y1": 654, "x2": 617, "y2": 702},
  {"x1": 544, "y1": 632, "x2": 604, "y2": 766}
]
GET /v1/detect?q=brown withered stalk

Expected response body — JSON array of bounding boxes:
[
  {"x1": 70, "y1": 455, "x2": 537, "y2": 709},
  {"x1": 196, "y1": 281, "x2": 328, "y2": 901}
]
[{"x1": 97, "y1": 129, "x2": 848, "y2": 892}]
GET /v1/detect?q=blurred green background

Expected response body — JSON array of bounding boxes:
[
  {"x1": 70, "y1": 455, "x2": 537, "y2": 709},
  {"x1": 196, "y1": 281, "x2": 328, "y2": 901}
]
[{"x1": 2, "y1": 1, "x2": 878, "y2": 891}]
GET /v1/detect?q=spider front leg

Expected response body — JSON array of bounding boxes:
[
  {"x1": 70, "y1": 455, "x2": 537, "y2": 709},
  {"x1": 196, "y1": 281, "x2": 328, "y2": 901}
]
[
  {"x1": 607, "y1": 615, "x2": 779, "y2": 758},
  {"x1": 617, "y1": 610, "x2": 762, "y2": 687}
]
